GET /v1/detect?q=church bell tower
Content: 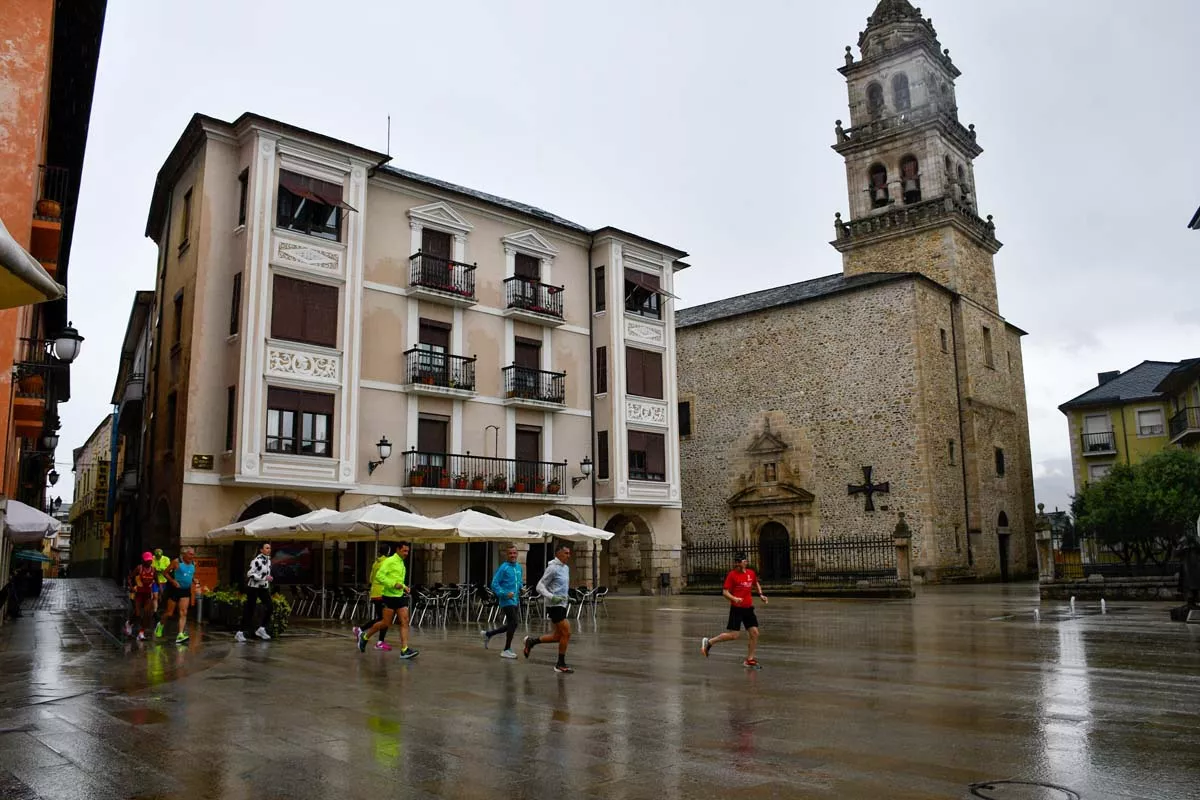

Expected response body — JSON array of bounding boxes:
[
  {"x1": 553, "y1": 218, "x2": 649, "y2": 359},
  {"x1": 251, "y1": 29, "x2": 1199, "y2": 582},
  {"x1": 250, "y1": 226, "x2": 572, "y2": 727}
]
[{"x1": 832, "y1": 0, "x2": 1002, "y2": 312}]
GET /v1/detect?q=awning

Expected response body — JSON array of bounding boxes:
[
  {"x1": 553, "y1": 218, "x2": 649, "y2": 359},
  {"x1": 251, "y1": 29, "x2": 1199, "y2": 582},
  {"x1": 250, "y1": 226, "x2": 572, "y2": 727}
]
[
  {"x1": 279, "y1": 171, "x2": 358, "y2": 213},
  {"x1": 0, "y1": 215, "x2": 65, "y2": 310},
  {"x1": 3, "y1": 500, "x2": 61, "y2": 544},
  {"x1": 624, "y1": 268, "x2": 679, "y2": 300}
]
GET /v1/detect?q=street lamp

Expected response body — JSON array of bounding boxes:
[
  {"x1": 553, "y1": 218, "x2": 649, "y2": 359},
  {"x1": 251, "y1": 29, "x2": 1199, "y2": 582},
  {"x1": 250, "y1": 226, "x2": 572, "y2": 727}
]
[
  {"x1": 367, "y1": 435, "x2": 392, "y2": 475},
  {"x1": 51, "y1": 322, "x2": 84, "y2": 364},
  {"x1": 47, "y1": 468, "x2": 58, "y2": 486},
  {"x1": 42, "y1": 432, "x2": 59, "y2": 451},
  {"x1": 571, "y1": 455, "x2": 593, "y2": 488}
]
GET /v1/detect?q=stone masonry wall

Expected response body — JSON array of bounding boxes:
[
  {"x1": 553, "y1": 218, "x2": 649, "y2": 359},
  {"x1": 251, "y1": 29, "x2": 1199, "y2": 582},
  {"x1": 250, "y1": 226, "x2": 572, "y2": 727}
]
[{"x1": 678, "y1": 280, "x2": 936, "y2": 559}]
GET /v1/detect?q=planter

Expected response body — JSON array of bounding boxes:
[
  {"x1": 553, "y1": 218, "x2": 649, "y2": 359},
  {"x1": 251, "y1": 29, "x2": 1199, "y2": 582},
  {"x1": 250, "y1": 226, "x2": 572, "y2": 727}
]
[
  {"x1": 514, "y1": 481, "x2": 527, "y2": 494},
  {"x1": 454, "y1": 479, "x2": 468, "y2": 490},
  {"x1": 471, "y1": 479, "x2": 486, "y2": 491},
  {"x1": 17, "y1": 373, "x2": 44, "y2": 395},
  {"x1": 489, "y1": 479, "x2": 507, "y2": 493},
  {"x1": 438, "y1": 477, "x2": 450, "y2": 489},
  {"x1": 410, "y1": 473, "x2": 425, "y2": 487},
  {"x1": 36, "y1": 199, "x2": 61, "y2": 219},
  {"x1": 533, "y1": 481, "x2": 545, "y2": 494},
  {"x1": 547, "y1": 483, "x2": 561, "y2": 494}
]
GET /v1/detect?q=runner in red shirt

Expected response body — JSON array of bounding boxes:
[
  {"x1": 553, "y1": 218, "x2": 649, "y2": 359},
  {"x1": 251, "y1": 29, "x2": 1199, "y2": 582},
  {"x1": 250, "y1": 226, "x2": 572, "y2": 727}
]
[
  {"x1": 700, "y1": 552, "x2": 768, "y2": 668},
  {"x1": 132, "y1": 552, "x2": 157, "y2": 642}
]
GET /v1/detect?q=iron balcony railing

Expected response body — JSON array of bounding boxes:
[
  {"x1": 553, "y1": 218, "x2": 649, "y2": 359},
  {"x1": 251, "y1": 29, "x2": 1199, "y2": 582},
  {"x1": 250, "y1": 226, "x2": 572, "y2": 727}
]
[
  {"x1": 503, "y1": 276, "x2": 564, "y2": 319},
  {"x1": 1169, "y1": 407, "x2": 1200, "y2": 440},
  {"x1": 502, "y1": 365, "x2": 565, "y2": 404},
  {"x1": 402, "y1": 449, "x2": 567, "y2": 495},
  {"x1": 1081, "y1": 431, "x2": 1116, "y2": 454},
  {"x1": 14, "y1": 338, "x2": 57, "y2": 399},
  {"x1": 35, "y1": 165, "x2": 71, "y2": 220},
  {"x1": 685, "y1": 537, "x2": 899, "y2": 590},
  {"x1": 408, "y1": 252, "x2": 476, "y2": 299},
  {"x1": 403, "y1": 348, "x2": 476, "y2": 391}
]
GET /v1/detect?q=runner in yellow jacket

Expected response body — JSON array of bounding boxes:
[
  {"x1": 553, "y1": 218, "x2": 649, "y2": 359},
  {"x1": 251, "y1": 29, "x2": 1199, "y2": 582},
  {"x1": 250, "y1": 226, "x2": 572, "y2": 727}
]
[
  {"x1": 353, "y1": 549, "x2": 391, "y2": 650},
  {"x1": 357, "y1": 543, "x2": 417, "y2": 658}
]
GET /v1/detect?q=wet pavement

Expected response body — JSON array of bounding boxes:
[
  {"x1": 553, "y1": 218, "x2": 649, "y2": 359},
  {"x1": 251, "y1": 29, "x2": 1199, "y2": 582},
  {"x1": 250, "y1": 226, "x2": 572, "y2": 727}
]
[{"x1": 1, "y1": 580, "x2": 1197, "y2": 799}]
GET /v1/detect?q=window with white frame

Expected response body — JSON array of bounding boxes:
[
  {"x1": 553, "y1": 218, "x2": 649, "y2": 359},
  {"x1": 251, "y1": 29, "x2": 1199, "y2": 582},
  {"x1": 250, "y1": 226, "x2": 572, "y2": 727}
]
[
  {"x1": 1088, "y1": 463, "x2": 1112, "y2": 481},
  {"x1": 1136, "y1": 408, "x2": 1164, "y2": 437}
]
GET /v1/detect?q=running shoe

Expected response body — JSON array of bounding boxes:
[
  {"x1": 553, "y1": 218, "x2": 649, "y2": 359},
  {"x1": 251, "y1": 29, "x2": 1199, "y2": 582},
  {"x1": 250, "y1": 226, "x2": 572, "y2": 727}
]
[
  {"x1": 234, "y1": 631, "x2": 247, "y2": 643},
  {"x1": 357, "y1": 631, "x2": 368, "y2": 653},
  {"x1": 553, "y1": 664, "x2": 575, "y2": 674},
  {"x1": 352, "y1": 626, "x2": 361, "y2": 638},
  {"x1": 375, "y1": 641, "x2": 393, "y2": 651},
  {"x1": 398, "y1": 648, "x2": 420, "y2": 660},
  {"x1": 701, "y1": 637, "x2": 711, "y2": 658},
  {"x1": 123, "y1": 622, "x2": 133, "y2": 637},
  {"x1": 137, "y1": 631, "x2": 146, "y2": 641},
  {"x1": 500, "y1": 650, "x2": 518, "y2": 659},
  {"x1": 154, "y1": 622, "x2": 164, "y2": 638},
  {"x1": 176, "y1": 632, "x2": 189, "y2": 644},
  {"x1": 480, "y1": 630, "x2": 490, "y2": 649},
  {"x1": 743, "y1": 658, "x2": 762, "y2": 670},
  {"x1": 255, "y1": 626, "x2": 271, "y2": 641},
  {"x1": 523, "y1": 635, "x2": 534, "y2": 659}
]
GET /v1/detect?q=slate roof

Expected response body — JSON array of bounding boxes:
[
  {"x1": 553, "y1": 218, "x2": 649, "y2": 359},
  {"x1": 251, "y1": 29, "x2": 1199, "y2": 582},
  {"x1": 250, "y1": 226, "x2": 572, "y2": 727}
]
[
  {"x1": 1058, "y1": 361, "x2": 1181, "y2": 411},
  {"x1": 675, "y1": 272, "x2": 910, "y2": 328},
  {"x1": 1154, "y1": 357, "x2": 1200, "y2": 394},
  {"x1": 377, "y1": 165, "x2": 590, "y2": 234}
]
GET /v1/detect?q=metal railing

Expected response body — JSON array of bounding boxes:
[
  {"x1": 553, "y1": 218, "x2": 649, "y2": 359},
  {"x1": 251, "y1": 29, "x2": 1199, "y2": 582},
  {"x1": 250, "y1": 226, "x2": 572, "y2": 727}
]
[
  {"x1": 503, "y1": 276, "x2": 564, "y2": 319},
  {"x1": 1169, "y1": 407, "x2": 1200, "y2": 440},
  {"x1": 402, "y1": 450, "x2": 567, "y2": 495},
  {"x1": 502, "y1": 365, "x2": 565, "y2": 404},
  {"x1": 1080, "y1": 431, "x2": 1116, "y2": 453},
  {"x1": 35, "y1": 165, "x2": 70, "y2": 220},
  {"x1": 686, "y1": 537, "x2": 899, "y2": 590},
  {"x1": 14, "y1": 338, "x2": 55, "y2": 399},
  {"x1": 408, "y1": 252, "x2": 476, "y2": 299},
  {"x1": 403, "y1": 349, "x2": 476, "y2": 391},
  {"x1": 1057, "y1": 560, "x2": 1181, "y2": 581}
]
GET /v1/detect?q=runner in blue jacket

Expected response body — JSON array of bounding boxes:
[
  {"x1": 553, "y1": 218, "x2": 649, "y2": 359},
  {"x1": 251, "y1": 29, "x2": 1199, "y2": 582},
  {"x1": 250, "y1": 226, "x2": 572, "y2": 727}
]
[{"x1": 481, "y1": 544, "x2": 523, "y2": 659}]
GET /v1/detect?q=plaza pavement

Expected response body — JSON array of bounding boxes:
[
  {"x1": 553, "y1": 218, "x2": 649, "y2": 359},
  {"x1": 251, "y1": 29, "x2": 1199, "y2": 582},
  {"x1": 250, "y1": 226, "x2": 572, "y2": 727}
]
[{"x1": 0, "y1": 579, "x2": 1197, "y2": 799}]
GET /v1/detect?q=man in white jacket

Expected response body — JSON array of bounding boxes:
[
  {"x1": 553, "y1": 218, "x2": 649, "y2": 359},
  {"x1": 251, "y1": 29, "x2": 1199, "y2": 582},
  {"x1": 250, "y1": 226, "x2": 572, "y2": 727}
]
[{"x1": 524, "y1": 543, "x2": 574, "y2": 673}]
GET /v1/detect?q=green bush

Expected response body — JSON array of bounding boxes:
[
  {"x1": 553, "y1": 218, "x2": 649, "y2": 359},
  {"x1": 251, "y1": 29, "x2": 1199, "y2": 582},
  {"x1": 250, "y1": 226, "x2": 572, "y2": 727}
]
[{"x1": 203, "y1": 585, "x2": 292, "y2": 638}]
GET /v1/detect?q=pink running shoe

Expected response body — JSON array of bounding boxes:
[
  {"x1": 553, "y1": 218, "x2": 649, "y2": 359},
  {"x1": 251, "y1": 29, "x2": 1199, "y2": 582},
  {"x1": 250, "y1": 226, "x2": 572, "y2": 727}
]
[
  {"x1": 375, "y1": 642, "x2": 393, "y2": 651},
  {"x1": 353, "y1": 626, "x2": 361, "y2": 638}
]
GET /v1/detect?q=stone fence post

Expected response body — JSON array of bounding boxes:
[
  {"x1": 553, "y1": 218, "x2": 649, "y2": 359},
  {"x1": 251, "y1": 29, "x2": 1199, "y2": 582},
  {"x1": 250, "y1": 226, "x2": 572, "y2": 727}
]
[
  {"x1": 893, "y1": 512, "x2": 913, "y2": 586},
  {"x1": 1034, "y1": 503, "x2": 1054, "y2": 583}
]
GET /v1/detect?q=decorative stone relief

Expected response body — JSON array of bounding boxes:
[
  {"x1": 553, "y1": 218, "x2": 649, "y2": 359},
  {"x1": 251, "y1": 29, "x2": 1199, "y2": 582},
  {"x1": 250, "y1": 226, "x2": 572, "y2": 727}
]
[
  {"x1": 244, "y1": 454, "x2": 259, "y2": 474},
  {"x1": 266, "y1": 344, "x2": 341, "y2": 384},
  {"x1": 626, "y1": 398, "x2": 668, "y2": 427},
  {"x1": 625, "y1": 318, "x2": 665, "y2": 346},
  {"x1": 273, "y1": 236, "x2": 341, "y2": 273}
]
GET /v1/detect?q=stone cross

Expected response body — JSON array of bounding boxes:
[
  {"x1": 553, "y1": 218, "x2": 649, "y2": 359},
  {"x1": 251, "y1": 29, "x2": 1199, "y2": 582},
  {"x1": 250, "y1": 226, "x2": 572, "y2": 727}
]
[{"x1": 848, "y1": 466, "x2": 889, "y2": 512}]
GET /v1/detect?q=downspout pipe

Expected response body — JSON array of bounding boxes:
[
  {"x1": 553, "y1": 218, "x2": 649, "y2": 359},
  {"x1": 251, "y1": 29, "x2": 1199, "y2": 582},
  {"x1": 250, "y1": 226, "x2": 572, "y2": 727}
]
[
  {"x1": 144, "y1": 190, "x2": 173, "y2": 561},
  {"x1": 586, "y1": 235, "x2": 599, "y2": 588}
]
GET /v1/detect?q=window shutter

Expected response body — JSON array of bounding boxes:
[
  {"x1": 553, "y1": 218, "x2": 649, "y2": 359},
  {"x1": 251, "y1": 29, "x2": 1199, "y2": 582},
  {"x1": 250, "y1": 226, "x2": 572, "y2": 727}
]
[
  {"x1": 422, "y1": 229, "x2": 452, "y2": 260},
  {"x1": 645, "y1": 350, "x2": 663, "y2": 399},
  {"x1": 419, "y1": 319, "x2": 451, "y2": 350},
  {"x1": 514, "y1": 253, "x2": 540, "y2": 279},
  {"x1": 594, "y1": 267, "x2": 606, "y2": 312},
  {"x1": 271, "y1": 276, "x2": 302, "y2": 341},
  {"x1": 230, "y1": 273, "x2": 242, "y2": 335},
  {"x1": 304, "y1": 282, "x2": 339, "y2": 348},
  {"x1": 626, "y1": 347, "x2": 643, "y2": 396},
  {"x1": 596, "y1": 346, "x2": 607, "y2": 394},
  {"x1": 597, "y1": 431, "x2": 609, "y2": 479},
  {"x1": 678, "y1": 401, "x2": 691, "y2": 436},
  {"x1": 515, "y1": 339, "x2": 540, "y2": 369},
  {"x1": 646, "y1": 433, "x2": 666, "y2": 476},
  {"x1": 628, "y1": 430, "x2": 644, "y2": 453},
  {"x1": 417, "y1": 418, "x2": 448, "y2": 453}
]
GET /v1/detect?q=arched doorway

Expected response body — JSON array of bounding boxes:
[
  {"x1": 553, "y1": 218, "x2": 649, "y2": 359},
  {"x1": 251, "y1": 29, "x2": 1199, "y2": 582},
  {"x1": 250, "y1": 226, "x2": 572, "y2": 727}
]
[
  {"x1": 237, "y1": 496, "x2": 311, "y2": 521},
  {"x1": 757, "y1": 522, "x2": 791, "y2": 583},
  {"x1": 232, "y1": 496, "x2": 313, "y2": 586},
  {"x1": 997, "y1": 511, "x2": 1011, "y2": 582},
  {"x1": 604, "y1": 513, "x2": 653, "y2": 594}
]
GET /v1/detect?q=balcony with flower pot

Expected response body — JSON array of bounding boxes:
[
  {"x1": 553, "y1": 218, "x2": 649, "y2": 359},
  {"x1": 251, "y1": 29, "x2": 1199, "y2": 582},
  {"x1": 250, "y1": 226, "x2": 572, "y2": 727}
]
[
  {"x1": 29, "y1": 165, "x2": 70, "y2": 265},
  {"x1": 502, "y1": 276, "x2": 565, "y2": 326},
  {"x1": 403, "y1": 349, "x2": 477, "y2": 399},
  {"x1": 402, "y1": 449, "x2": 567, "y2": 500},
  {"x1": 408, "y1": 252, "x2": 477, "y2": 307},
  {"x1": 502, "y1": 365, "x2": 566, "y2": 410}
]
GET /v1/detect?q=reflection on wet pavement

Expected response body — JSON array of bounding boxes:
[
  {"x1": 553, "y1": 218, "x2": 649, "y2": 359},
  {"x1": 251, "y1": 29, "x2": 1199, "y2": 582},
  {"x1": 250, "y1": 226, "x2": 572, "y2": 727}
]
[{"x1": 0, "y1": 580, "x2": 1198, "y2": 798}]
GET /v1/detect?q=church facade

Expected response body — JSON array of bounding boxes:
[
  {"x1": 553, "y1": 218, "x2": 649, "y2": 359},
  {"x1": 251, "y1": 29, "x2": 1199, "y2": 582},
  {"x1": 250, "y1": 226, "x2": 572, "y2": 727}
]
[{"x1": 676, "y1": 0, "x2": 1036, "y2": 582}]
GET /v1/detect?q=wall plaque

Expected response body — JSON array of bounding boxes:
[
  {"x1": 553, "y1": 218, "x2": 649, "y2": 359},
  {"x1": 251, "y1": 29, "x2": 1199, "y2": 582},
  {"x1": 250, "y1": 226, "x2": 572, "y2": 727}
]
[{"x1": 191, "y1": 454, "x2": 214, "y2": 470}]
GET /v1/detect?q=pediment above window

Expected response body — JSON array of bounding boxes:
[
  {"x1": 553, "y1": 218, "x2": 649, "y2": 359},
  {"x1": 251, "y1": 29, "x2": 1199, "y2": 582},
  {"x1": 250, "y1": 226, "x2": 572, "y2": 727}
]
[
  {"x1": 727, "y1": 483, "x2": 815, "y2": 509},
  {"x1": 502, "y1": 229, "x2": 558, "y2": 259},
  {"x1": 408, "y1": 201, "x2": 473, "y2": 234}
]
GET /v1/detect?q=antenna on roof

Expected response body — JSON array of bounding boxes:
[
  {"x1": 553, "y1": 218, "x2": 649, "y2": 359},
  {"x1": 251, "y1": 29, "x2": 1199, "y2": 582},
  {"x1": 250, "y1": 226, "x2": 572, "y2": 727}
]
[{"x1": 386, "y1": 115, "x2": 391, "y2": 158}]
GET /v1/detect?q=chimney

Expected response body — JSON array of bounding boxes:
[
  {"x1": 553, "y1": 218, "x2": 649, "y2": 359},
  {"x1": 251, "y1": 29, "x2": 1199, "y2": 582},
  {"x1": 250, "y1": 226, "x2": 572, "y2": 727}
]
[{"x1": 1097, "y1": 370, "x2": 1120, "y2": 386}]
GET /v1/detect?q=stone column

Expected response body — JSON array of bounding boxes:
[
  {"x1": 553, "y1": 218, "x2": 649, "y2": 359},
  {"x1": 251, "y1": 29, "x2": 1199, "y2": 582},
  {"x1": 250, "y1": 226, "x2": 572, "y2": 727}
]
[
  {"x1": 1034, "y1": 504, "x2": 1054, "y2": 583},
  {"x1": 893, "y1": 513, "x2": 914, "y2": 588}
]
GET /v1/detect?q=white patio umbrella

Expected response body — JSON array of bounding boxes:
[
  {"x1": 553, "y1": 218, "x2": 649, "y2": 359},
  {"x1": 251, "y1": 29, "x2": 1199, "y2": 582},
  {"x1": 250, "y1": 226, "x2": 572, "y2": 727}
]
[
  {"x1": 436, "y1": 510, "x2": 542, "y2": 598},
  {"x1": 517, "y1": 513, "x2": 615, "y2": 542},
  {"x1": 252, "y1": 508, "x2": 351, "y2": 621},
  {"x1": 204, "y1": 512, "x2": 298, "y2": 542},
  {"x1": 3, "y1": 500, "x2": 60, "y2": 544}
]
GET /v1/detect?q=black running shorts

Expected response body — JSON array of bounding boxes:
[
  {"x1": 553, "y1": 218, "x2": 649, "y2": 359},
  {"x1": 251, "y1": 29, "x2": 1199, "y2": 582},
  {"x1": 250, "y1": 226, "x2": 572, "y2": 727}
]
[
  {"x1": 548, "y1": 606, "x2": 568, "y2": 624},
  {"x1": 726, "y1": 606, "x2": 759, "y2": 631},
  {"x1": 167, "y1": 585, "x2": 191, "y2": 602},
  {"x1": 382, "y1": 595, "x2": 410, "y2": 611}
]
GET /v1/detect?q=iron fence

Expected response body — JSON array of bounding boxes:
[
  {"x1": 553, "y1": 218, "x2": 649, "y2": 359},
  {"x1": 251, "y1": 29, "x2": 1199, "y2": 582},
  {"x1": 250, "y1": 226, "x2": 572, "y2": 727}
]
[
  {"x1": 35, "y1": 165, "x2": 70, "y2": 218},
  {"x1": 402, "y1": 449, "x2": 567, "y2": 495},
  {"x1": 503, "y1": 276, "x2": 564, "y2": 319},
  {"x1": 1056, "y1": 559, "x2": 1180, "y2": 581},
  {"x1": 408, "y1": 252, "x2": 476, "y2": 299},
  {"x1": 686, "y1": 537, "x2": 898, "y2": 590},
  {"x1": 502, "y1": 365, "x2": 565, "y2": 404},
  {"x1": 1080, "y1": 431, "x2": 1116, "y2": 453},
  {"x1": 1169, "y1": 407, "x2": 1200, "y2": 440},
  {"x1": 403, "y1": 348, "x2": 476, "y2": 391}
]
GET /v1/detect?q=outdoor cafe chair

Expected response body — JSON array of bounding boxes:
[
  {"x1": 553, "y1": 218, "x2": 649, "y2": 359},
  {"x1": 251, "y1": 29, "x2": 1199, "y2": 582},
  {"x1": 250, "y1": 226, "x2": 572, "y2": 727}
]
[{"x1": 478, "y1": 586, "x2": 500, "y2": 624}]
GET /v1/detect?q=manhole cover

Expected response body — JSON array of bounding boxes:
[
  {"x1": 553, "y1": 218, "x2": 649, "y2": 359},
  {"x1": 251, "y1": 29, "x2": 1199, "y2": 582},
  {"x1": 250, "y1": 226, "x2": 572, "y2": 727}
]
[{"x1": 968, "y1": 780, "x2": 1080, "y2": 799}]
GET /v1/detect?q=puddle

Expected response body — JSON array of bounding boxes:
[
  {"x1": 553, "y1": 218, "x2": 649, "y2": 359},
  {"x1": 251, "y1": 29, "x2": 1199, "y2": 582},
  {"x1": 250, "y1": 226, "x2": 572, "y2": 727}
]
[{"x1": 109, "y1": 708, "x2": 170, "y2": 725}]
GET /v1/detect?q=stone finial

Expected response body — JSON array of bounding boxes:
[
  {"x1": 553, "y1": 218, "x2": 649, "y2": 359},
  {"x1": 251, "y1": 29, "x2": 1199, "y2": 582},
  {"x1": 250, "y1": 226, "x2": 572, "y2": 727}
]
[
  {"x1": 835, "y1": 119, "x2": 845, "y2": 142},
  {"x1": 893, "y1": 512, "x2": 912, "y2": 539},
  {"x1": 985, "y1": 214, "x2": 995, "y2": 234},
  {"x1": 844, "y1": 45, "x2": 854, "y2": 66},
  {"x1": 968, "y1": 123, "x2": 976, "y2": 140}
]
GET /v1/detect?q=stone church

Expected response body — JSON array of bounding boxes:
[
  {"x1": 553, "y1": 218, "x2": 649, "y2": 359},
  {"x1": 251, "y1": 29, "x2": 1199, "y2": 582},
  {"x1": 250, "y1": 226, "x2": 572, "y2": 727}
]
[{"x1": 676, "y1": 0, "x2": 1036, "y2": 582}]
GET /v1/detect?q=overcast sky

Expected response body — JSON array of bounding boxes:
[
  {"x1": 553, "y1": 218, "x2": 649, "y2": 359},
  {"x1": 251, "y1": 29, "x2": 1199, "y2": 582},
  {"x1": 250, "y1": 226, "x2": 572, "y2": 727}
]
[{"x1": 55, "y1": 0, "x2": 1200, "y2": 516}]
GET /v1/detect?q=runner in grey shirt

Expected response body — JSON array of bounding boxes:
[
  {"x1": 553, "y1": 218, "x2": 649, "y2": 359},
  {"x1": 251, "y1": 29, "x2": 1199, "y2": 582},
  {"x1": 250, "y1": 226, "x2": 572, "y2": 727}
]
[{"x1": 524, "y1": 543, "x2": 575, "y2": 673}]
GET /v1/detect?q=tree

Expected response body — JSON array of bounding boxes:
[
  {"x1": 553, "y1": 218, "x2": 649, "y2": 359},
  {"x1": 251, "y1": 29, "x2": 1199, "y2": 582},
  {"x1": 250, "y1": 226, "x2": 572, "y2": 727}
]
[{"x1": 1073, "y1": 449, "x2": 1200, "y2": 565}]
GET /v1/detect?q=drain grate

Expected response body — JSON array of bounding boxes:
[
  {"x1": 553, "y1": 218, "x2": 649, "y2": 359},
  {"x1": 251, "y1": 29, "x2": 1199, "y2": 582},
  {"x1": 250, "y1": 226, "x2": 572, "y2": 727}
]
[{"x1": 968, "y1": 780, "x2": 1081, "y2": 799}]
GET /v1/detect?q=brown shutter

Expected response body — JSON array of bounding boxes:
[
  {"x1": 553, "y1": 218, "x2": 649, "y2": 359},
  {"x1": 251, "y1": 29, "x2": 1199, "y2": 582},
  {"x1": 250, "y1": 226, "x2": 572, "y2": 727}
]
[
  {"x1": 422, "y1": 229, "x2": 452, "y2": 260},
  {"x1": 515, "y1": 339, "x2": 540, "y2": 369},
  {"x1": 626, "y1": 347, "x2": 643, "y2": 396},
  {"x1": 627, "y1": 430, "x2": 644, "y2": 453},
  {"x1": 594, "y1": 266, "x2": 605, "y2": 312},
  {"x1": 515, "y1": 426, "x2": 541, "y2": 461},
  {"x1": 646, "y1": 433, "x2": 666, "y2": 476},
  {"x1": 597, "y1": 431, "x2": 609, "y2": 479},
  {"x1": 417, "y1": 417, "x2": 448, "y2": 453},
  {"x1": 418, "y1": 319, "x2": 451, "y2": 349},
  {"x1": 297, "y1": 391, "x2": 334, "y2": 415},
  {"x1": 304, "y1": 282, "x2": 339, "y2": 348},
  {"x1": 271, "y1": 275, "x2": 302, "y2": 341},
  {"x1": 514, "y1": 253, "x2": 540, "y2": 279},
  {"x1": 645, "y1": 350, "x2": 663, "y2": 399},
  {"x1": 596, "y1": 346, "x2": 607, "y2": 394}
]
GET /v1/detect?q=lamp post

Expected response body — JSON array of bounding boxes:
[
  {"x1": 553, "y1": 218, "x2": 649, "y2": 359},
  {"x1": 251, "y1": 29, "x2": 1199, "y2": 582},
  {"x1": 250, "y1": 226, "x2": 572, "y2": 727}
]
[
  {"x1": 47, "y1": 468, "x2": 58, "y2": 486},
  {"x1": 367, "y1": 435, "x2": 392, "y2": 475},
  {"x1": 51, "y1": 322, "x2": 84, "y2": 364}
]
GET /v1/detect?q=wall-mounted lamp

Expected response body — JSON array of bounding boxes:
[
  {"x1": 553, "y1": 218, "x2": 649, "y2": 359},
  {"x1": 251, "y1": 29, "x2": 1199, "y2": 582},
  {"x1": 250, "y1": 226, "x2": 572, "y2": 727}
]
[
  {"x1": 51, "y1": 322, "x2": 84, "y2": 364},
  {"x1": 571, "y1": 455, "x2": 593, "y2": 488},
  {"x1": 47, "y1": 468, "x2": 59, "y2": 486},
  {"x1": 367, "y1": 435, "x2": 392, "y2": 475},
  {"x1": 42, "y1": 432, "x2": 59, "y2": 451}
]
